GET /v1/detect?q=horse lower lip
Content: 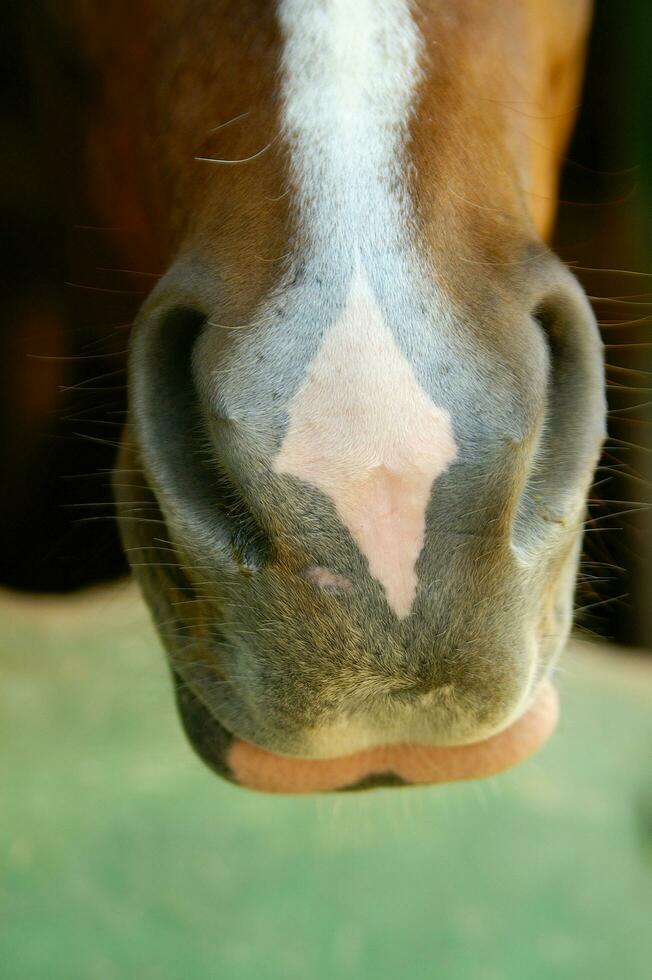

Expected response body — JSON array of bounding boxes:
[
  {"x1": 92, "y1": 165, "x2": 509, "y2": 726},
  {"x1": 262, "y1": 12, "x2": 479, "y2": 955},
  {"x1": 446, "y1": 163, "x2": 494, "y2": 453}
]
[{"x1": 227, "y1": 681, "x2": 559, "y2": 794}]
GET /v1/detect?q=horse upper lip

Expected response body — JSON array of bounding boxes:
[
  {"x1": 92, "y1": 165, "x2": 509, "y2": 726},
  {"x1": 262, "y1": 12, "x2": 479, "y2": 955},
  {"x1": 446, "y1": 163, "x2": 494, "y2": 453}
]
[
  {"x1": 177, "y1": 655, "x2": 545, "y2": 760},
  {"x1": 225, "y1": 682, "x2": 560, "y2": 794}
]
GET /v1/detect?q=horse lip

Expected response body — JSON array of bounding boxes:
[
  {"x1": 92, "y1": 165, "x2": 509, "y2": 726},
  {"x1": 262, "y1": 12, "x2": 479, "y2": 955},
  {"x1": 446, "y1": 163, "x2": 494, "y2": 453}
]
[
  {"x1": 225, "y1": 681, "x2": 559, "y2": 793},
  {"x1": 172, "y1": 666, "x2": 559, "y2": 794}
]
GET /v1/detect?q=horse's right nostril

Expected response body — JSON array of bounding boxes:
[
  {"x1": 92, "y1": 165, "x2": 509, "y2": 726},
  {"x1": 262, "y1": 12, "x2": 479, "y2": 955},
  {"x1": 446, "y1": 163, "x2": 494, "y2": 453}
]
[{"x1": 513, "y1": 267, "x2": 606, "y2": 551}]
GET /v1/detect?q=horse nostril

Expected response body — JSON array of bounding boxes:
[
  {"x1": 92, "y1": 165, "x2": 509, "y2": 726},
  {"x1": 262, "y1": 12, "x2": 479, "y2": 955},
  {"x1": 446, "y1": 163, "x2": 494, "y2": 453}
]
[
  {"x1": 128, "y1": 300, "x2": 270, "y2": 572},
  {"x1": 513, "y1": 267, "x2": 606, "y2": 549}
]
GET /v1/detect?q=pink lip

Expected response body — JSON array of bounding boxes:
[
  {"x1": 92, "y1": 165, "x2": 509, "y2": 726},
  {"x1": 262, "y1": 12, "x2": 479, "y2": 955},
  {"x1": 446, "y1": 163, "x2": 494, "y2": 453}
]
[{"x1": 227, "y1": 681, "x2": 559, "y2": 794}]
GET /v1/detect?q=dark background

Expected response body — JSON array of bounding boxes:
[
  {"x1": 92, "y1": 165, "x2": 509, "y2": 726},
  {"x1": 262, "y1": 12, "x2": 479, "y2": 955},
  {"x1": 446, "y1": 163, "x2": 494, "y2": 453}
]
[
  {"x1": 553, "y1": 0, "x2": 652, "y2": 648},
  {"x1": 1, "y1": 1, "x2": 650, "y2": 647}
]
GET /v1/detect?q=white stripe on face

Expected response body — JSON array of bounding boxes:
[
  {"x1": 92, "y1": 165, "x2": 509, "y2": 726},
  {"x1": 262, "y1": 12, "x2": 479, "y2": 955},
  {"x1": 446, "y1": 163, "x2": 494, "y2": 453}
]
[
  {"x1": 277, "y1": 0, "x2": 422, "y2": 255},
  {"x1": 274, "y1": 1, "x2": 455, "y2": 617},
  {"x1": 273, "y1": 267, "x2": 457, "y2": 619}
]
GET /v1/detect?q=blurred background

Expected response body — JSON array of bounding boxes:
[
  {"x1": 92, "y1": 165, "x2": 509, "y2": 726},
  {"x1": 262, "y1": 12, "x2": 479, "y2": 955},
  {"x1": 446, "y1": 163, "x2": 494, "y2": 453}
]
[{"x1": 1, "y1": 3, "x2": 651, "y2": 979}]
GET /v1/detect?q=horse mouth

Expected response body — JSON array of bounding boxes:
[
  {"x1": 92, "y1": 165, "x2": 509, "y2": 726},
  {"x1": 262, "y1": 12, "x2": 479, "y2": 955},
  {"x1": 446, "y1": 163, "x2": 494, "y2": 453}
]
[{"x1": 174, "y1": 671, "x2": 559, "y2": 794}]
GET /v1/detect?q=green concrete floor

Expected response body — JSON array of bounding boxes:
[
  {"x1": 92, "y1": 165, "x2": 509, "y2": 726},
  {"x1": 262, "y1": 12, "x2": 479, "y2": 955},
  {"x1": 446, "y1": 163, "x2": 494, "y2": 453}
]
[{"x1": 1, "y1": 586, "x2": 652, "y2": 980}]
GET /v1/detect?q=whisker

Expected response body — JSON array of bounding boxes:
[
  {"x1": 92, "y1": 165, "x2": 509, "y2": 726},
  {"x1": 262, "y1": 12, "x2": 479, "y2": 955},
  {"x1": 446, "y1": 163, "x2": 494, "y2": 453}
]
[
  {"x1": 568, "y1": 264, "x2": 652, "y2": 278},
  {"x1": 195, "y1": 135, "x2": 277, "y2": 166},
  {"x1": 64, "y1": 281, "x2": 144, "y2": 295},
  {"x1": 207, "y1": 110, "x2": 251, "y2": 134}
]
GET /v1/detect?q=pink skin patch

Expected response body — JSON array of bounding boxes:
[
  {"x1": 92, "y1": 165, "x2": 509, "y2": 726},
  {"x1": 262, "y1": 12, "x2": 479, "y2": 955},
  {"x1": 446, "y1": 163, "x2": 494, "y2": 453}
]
[
  {"x1": 273, "y1": 268, "x2": 458, "y2": 618},
  {"x1": 303, "y1": 566, "x2": 353, "y2": 591},
  {"x1": 228, "y1": 681, "x2": 559, "y2": 794}
]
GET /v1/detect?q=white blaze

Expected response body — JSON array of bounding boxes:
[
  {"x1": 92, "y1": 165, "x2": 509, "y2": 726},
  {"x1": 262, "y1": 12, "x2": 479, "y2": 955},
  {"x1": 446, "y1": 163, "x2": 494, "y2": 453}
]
[
  {"x1": 274, "y1": 269, "x2": 457, "y2": 618},
  {"x1": 275, "y1": 0, "x2": 456, "y2": 618},
  {"x1": 277, "y1": 0, "x2": 422, "y2": 249}
]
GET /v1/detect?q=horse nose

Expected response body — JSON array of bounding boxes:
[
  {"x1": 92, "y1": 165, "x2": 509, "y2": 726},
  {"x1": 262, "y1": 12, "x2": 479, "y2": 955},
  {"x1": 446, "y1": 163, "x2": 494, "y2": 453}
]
[{"x1": 120, "y1": 253, "x2": 605, "y2": 762}]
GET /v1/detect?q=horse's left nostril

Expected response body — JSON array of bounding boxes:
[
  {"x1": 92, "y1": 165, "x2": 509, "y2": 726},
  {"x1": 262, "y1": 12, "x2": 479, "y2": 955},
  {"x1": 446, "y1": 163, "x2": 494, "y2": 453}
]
[{"x1": 513, "y1": 265, "x2": 606, "y2": 550}]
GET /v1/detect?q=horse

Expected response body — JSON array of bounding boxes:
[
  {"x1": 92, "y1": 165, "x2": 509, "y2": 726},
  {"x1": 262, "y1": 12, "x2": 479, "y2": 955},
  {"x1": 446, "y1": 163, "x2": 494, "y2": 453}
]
[{"x1": 54, "y1": 0, "x2": 605, "y2": 792}]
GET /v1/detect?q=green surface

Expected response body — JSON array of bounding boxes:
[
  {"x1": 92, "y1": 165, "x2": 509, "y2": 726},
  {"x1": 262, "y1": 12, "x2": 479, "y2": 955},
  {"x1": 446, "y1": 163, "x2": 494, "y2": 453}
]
[{"x1": 1, "y1": 587, "x2": 652, "y2": 980}]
